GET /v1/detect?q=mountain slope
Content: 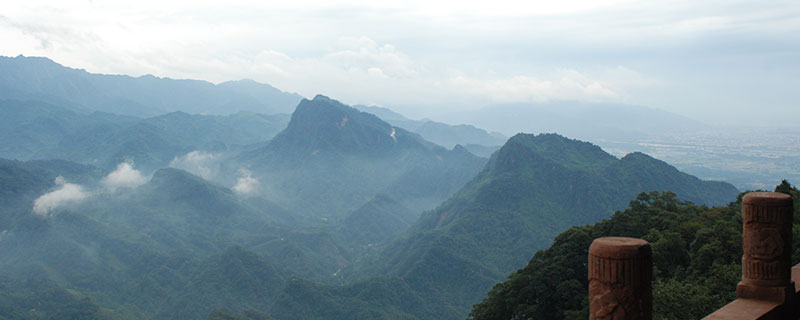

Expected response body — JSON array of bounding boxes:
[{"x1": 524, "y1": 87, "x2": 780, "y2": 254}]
[
  {"x1": 467, "y1": 187, "x2": 800, "y2": 319},
  {"x1": 50, "y1": 111, "x2": 289, "y2": 172},
  {"x1": 0, "y1": 99, "x2": 289, "y2": 171},
  {"x1": 0, "y1": 158, "x2": 103, "y2": 229},
  {"x1": 160, "y1": 246, "x2": 287, "y2": 320},
  {"x1": 339, "y1": 194, "x2": 416, "y2": 246},
  {"x1": 237, "y1": 95, "x2": 487, "y2": 220},
  {"x1": 269, "y1": 277, "x2": 435, "y2": 320},
  {"x1": 0, "y1": 161, "x2": 349, "y2": 319},
  {"x1": 0, "y1": 99, "x2": 137, "y2": 160},
  {"x1": 353, "y1": 133, "x2": 739, "y2": 318}
]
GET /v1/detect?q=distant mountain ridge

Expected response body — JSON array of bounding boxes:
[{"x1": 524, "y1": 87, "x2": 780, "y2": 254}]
[
  {"x1": 355, "y1": 104, "x2": 506, "y2": 149},
  {"x1": 0, "y1": 55, "x2": 303, "y2": 116},
  {"x1": 448, "y1": 101, "x2": 706, "y2": 142},
  {"x1": 0, "y1": 99, "x2": 289, "y2": 171}
]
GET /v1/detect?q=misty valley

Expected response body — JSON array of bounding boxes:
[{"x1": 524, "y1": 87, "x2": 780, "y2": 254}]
[{"x1": 0, "y1": 56, "x2": 794, "y2": 320}]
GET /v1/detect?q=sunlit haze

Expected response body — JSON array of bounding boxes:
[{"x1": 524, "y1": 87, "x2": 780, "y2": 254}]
[{"x1": 2, "y1": 0, "x2": 798, "y2": 125}]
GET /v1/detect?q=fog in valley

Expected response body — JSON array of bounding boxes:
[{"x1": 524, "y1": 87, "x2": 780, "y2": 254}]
[{"x1": 0, "y1": 1, "x2": 798, "y2": 319}]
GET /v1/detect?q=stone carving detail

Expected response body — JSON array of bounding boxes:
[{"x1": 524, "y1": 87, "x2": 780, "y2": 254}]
[
  {"x1": 748, "y1": 228, "x2": 783, "y2": 260},
  {"x1": 740, "y1": 192, "x2": 793, "y2": 284},
  {"x1": 737, "y1": 192, "x2": 794, "y2": 301},
  {"x1": 588, "y1": 237, "x2": 652, "y2": 320}
]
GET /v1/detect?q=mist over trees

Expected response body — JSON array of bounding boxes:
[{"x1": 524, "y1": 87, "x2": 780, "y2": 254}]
[{"x1": 0, "y1": 56, "x2": 758, "y2": 319}]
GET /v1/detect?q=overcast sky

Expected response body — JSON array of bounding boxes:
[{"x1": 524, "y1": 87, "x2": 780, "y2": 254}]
[{"x1": 1, "y1": 0, "x2": 798, "y2": 126}]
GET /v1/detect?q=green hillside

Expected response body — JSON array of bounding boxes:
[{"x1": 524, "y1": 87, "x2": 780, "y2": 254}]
[
  {"x1": 0, "y1": 99, "x2": 289, "y2": 171},
  {"x1": 349, "y1": 133, "x2": 739, "y2": 318},
  {"x1": 0, "y1": 160, "x2": 346, "y2": 319},
  {"x1": 469, "y1": 182, "x2": 799, "y2": 319},
  {"x1": 340, "y1": 193, "x2": 416, "y2": 246}
]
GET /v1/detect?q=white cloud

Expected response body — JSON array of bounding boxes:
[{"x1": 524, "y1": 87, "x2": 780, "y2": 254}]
[
  {"x1": 448, "y1": 70, "x2": 620, "y2": 103},
  {"x1": 232, "y1": 169, "x2": 259, "y2": 196},
  {"x1": 323, "y1": 36, "x2": 418, "y2": 78},
  {"x1": 32, "y1": 176, "x2": 91, "y2": 217},
  {"x1": 101, "y1": 162, "x2": 148, "y2": 192},
  {"x1": 169, "y1": 151, "x2": 221, "y2": 180}
]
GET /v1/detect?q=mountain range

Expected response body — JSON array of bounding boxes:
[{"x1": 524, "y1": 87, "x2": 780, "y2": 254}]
[
  {"x1": 447, "y1": 101, "x2": 706, "y2": 142},
  {"x1": 235, "y1": 95, "x2": 488, "y2": 222},
  {"x1": 355, "y1": 105, "x2": 507, "y2": 150},
  {"x1": 0, "y1": 99, "x2": 290, "y2": 172},
  {"x1": 0, "y1": 55, "x2": 303, "y2": 116},
  {"x1": 0, "y1": 56, "x2": 744, "y2": 320},
  {"x1": 325, "y1": 133, "x2": 739, "y2": 318}
]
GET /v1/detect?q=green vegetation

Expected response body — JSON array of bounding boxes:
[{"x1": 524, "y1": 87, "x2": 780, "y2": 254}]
[
  {"x1": 0, "y1": 99, "x2": 290, "y2": 172},
  {"x1": 0, "y1": 79, "x2": 754, "y2": 320},
  {"x1": 340, "y1": 193, "x2": 416, "y2": 246},
  {"x1": 340, "y1": 133, "x2": 739, "y2": 319},
  {"x1": 469, "y1": 182, "x2": 799, "y2": 320},
  {"x1": 0, "y1": 277, "x2": 114, "y2": 320},
  {"x1": 236, "y1": 95, "x2": 487, "y2": 220}
]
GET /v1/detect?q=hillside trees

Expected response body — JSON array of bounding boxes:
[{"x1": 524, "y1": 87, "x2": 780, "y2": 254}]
[{"x1": 469, "y1": 183, "x2": 800, "y2": 320}]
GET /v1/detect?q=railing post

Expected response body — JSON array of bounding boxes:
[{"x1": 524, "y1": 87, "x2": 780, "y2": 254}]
[
  {"x1": 588, "y1": 237, "x2": 652, "y2": 320},
  {"x1": 738, "y1": 192, "x2": 795, "y2": 303}
]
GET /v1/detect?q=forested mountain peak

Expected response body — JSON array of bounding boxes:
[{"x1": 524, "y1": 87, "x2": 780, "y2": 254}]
[
  {"x1": 268, "y1": 95, "x2": 422, "y2": 156},
  {"x1": 492, "y1": 133, "x2": 617, "y2": 172},
  {"x1": 352, "y1": 133, "x2": 740, "y2": 319},
  {"x1": 236, "y1": 95, "x2": 486, "y2": 221},
  {"x1": 147, "y1": 167, "x2": 232, "y2": 196}
]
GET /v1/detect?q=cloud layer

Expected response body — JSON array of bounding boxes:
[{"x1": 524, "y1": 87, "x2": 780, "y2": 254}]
[
  {"x1": 169, "y1": 151, "x2": 221, "y2": 180},
  {"x1": 32, "y1": 162, "x2": 150, "y2": 217},
  {"x1": 232, "y1": 169, "x2": 259, "y2": 196},
  {"x1": 101, "y1": 162, "x2": 148, "y2": 192},
  {"x1": 32, "y1": 176, "x2": 91, "y2": 216}
]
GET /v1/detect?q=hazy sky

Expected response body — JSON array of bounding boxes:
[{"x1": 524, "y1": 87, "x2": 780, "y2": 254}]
[{"x1": 1, "y1": 0, "x2": 798, "y2": 126}]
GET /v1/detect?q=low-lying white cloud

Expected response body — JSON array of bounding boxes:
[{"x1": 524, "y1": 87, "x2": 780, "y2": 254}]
[
  {"x1": 169, "y1": 151, "x2": 221, "y2": 180},
  {"x1": 101, "y1": 162, "x2": 148, "y2": 192},
  {"x1": 233, "y1": 169, "x2": 259, "y2": 196},
  {"x1": 32, "y1": 176, "x2": 91, "y2": 217}
]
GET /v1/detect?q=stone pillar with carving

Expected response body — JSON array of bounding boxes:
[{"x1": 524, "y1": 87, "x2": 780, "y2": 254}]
[
  {"x1": 588, "y1": 237, "x2": 652, "y2": 320},
  {"x1": 737, "y1": 191, "x2": 795, "y2": 303}
]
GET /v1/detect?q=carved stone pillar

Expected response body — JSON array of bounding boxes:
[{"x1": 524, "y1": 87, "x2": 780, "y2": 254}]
[
  {"x1": 737, "y1": 191, "x2": 794, "y2": 303},
  {"x1": 588, "y1": 237, "x2": 652, "y2": 320}
]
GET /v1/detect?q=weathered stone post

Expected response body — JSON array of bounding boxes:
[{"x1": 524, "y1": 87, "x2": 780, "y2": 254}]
[
  {"x1": 588, "y1": 237, "x2": 652, "y2": 320},
  {"x1": 737, "y1": 192, "x2": 795, "y2": 303}
]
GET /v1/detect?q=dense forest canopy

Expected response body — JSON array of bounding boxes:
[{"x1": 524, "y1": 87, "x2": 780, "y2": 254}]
[{"x1": 469, "y1": 181, "x2": 799, "y2": 320}]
